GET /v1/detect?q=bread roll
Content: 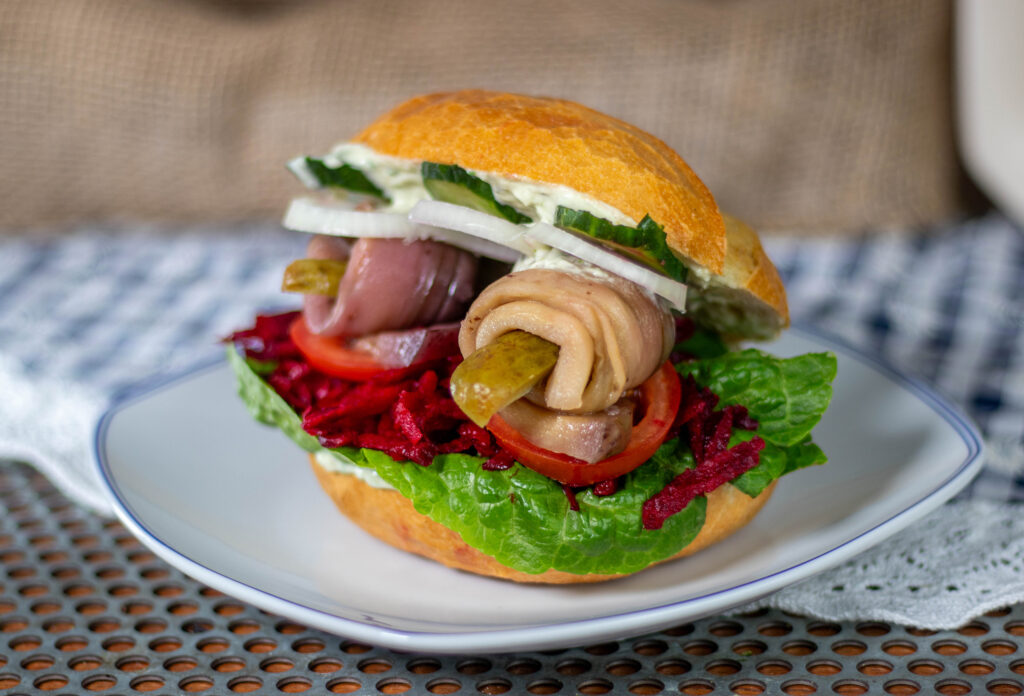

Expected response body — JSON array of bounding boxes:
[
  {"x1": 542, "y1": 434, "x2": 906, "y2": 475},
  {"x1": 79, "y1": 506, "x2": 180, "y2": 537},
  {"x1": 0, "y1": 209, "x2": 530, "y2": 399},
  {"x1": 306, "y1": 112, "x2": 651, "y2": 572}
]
[{"x1": 311, "y1": 455, "x2": 776, "y2": 584}]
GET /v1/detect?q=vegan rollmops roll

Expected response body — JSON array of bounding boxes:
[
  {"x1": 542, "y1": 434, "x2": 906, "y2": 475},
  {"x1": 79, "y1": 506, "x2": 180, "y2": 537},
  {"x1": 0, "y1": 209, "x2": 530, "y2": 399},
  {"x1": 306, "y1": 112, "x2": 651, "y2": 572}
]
[{"x1": 228, "y1": 90, "x2": 836, "y2": 583}]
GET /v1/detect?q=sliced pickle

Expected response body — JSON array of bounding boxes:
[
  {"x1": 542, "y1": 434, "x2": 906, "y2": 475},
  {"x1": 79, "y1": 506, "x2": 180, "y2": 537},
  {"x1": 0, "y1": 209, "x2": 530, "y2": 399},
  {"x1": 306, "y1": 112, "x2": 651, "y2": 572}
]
[
  {"x1": 451, "y1": 330, "x2": 559, "y2": 427},
  {"x1": 280, "y1": 258, "x2": 348, "y2": 295},
  {"x1": 421, "y1": 162, "x2": 532, "y2": 224}
]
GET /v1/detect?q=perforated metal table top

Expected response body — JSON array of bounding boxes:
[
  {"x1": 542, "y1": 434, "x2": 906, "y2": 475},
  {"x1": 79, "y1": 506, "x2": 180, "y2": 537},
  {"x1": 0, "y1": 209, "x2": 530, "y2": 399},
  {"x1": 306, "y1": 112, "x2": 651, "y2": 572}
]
[{"x1": 1, "y1": 461, "x2": 1023, "y2": 695}]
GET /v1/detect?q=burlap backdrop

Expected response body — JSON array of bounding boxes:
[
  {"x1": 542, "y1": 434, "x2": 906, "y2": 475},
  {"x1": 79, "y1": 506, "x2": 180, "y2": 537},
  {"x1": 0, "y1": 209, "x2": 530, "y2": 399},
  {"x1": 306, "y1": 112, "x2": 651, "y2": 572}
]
[{"x1": 1, "y1": 0, "x2": 963, "y2": 233}]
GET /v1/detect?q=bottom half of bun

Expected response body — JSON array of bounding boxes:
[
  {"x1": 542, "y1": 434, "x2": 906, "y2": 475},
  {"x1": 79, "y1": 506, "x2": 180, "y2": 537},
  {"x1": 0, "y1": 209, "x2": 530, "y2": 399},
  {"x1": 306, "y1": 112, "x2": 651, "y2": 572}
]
[{"x1": 310, "y1": 455, "x2": 776, "y2": 584}]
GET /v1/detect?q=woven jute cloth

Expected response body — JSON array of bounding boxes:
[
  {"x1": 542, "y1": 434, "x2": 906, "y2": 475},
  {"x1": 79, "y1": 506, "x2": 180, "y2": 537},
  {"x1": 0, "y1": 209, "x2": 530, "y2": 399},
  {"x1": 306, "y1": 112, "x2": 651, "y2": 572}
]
[{"x1": 1, "y1": 0, "x2": 961, "y2": 232}]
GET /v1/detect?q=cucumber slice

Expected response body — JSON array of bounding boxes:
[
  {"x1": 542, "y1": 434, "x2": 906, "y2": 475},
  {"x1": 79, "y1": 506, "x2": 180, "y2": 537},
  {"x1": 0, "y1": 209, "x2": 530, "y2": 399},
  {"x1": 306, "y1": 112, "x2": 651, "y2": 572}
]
[
  {"x1": 298, "y1": 157, "x2": 388, "y2": 201},
  {"x1": 554, "y1": 207, "x2": 688, "y2": 284},
  {"x1": 421, "y1": 162, "x2": 532, "y2": 224}
]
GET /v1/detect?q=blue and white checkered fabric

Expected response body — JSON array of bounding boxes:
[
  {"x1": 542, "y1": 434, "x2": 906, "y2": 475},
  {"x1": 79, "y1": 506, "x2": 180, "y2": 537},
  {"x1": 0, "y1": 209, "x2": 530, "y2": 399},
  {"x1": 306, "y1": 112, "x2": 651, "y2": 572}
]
[
  {"x1": 0, "y1": 215, "x2": 1022, "y2": 505},
  {"x1": 766, "y1": 215, "x2": 1024, "y2": 501}
]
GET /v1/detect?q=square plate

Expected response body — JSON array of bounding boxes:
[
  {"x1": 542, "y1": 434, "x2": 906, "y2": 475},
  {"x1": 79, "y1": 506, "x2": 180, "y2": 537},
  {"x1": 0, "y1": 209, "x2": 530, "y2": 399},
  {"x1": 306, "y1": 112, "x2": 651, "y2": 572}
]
[{"x1": 94, "y1": 326, "x2": 983, "y2": 653}]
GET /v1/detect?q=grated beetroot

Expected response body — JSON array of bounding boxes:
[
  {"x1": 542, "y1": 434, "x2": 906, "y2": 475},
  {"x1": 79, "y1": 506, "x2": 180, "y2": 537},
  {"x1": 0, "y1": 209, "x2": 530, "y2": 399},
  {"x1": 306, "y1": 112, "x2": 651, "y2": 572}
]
[
  {"x1": 562, "y1": 485, "x2": 580, "y2": 512},
  {"x1": 642, "y1": 375, "x2": 764, "y2": 530},
  {"x1": 235, "y1": 312, "x2": 515, "y2": 470},
  {"x1": 235, "y1": 313, "x2": 765, "y2": 527},
  {"x1": 227, "y1": 311, "x2": 303, "y2": 362}
]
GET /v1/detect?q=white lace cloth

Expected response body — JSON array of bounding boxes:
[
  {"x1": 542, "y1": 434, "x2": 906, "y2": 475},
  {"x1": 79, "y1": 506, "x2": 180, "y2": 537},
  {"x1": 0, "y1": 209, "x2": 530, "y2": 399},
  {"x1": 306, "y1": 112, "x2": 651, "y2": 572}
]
[{"x1": 1, "y1": 216, "x2": 1022, "y2": 630}]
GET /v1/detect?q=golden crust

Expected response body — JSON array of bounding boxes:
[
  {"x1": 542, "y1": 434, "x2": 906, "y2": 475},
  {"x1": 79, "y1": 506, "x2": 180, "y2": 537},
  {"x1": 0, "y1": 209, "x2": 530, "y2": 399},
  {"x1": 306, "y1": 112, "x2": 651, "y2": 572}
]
[
  {"x1": 720, "y1": 215, "x2": 789, "y2": 326},
  {"x1": 353, "y1": 90, "x2": 727, "y2": 275},
  {"x1": 310, "y1": 455, "x2": 776, "y2": 584}
]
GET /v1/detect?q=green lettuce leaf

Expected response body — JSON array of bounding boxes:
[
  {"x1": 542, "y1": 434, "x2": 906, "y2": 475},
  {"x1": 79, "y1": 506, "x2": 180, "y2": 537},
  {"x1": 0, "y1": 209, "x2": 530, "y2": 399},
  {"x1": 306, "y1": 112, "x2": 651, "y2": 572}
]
[
  {"x1": 229, "y1": 347, "x2": 703, "y2": 575},
  {"x1": 677, "y1": 349, "x2": 837, "y2": 447},
  {"x1": 726, "y1": 430, "x2": 828, "y2": 497},
  {"x1": 228, "y1": 341, "x2": 835, "y2": 575}
]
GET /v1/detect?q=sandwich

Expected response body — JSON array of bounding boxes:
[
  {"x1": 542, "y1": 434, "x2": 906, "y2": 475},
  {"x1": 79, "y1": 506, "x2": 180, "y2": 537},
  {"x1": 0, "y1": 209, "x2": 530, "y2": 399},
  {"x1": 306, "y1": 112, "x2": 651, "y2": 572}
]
[{"x1": 228, "y1": 90, "x2": 836, "y2": 583}]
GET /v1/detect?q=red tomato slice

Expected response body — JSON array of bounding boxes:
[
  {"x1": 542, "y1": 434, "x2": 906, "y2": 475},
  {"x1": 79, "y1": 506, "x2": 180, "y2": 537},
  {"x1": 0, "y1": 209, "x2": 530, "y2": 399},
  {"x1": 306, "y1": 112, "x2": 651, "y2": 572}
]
[
  {"x1": 488, "y1": 361, "x2": 682, "y2": 486},
  {"x1": 290, "y1": 318, "x2": 396, "y2": 381}
]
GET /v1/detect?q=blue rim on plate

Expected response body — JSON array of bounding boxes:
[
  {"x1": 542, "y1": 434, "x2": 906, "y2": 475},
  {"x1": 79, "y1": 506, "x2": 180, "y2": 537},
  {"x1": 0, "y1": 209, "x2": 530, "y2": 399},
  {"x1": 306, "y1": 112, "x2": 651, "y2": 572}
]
[{"x1": 93, "y1": 324, "x2": 985, "y2": 653}]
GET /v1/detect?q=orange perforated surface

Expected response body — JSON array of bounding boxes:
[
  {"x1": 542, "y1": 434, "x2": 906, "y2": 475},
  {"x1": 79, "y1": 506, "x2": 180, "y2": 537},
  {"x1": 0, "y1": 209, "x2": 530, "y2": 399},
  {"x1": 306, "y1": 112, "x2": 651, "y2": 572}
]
[{"x1": 1, "y1": 461, "x2": 1022, "y2": 695}]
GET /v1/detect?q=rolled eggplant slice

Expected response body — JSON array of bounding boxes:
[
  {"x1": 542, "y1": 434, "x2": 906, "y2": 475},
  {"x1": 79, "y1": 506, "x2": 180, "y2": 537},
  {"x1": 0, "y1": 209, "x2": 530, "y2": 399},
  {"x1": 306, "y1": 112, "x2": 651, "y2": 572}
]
[
  {"x1": 459, "y1": 269, "x2": 675, "y2": 413},
  {"x1": 302, "y1": 235, "x2": 479, "y2": 338}
]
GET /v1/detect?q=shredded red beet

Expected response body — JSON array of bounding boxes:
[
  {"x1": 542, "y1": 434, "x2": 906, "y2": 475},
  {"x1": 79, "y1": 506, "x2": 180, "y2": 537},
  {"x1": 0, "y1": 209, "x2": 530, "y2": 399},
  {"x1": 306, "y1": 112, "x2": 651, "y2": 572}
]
[
  {"x1": 642, "y1": 437, "x2": 764, "y2": 530},
  {"x1": 235, "y1": 312, "x2": 514, "y2": 469},
  {"x1": 562, "y1": 485, "x2": 580, "y2": 512},
  {"x1": 226, "y1": 311, "x2": 303, "y2": 362},
  {"x1": 641, "y1": 374, "x2": 764, "y2": 530},
  {"x1": 235, "y1": 313, "x2": 765, "y2": 526}
]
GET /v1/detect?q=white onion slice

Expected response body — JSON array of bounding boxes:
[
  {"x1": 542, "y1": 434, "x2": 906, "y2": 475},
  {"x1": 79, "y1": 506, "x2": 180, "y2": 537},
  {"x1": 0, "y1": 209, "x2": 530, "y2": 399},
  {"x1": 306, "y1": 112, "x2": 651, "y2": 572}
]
[
  {"x1": 524, "y1": 221, "x2": 688, "y2": 310},
  {"x1": 282, "y1": 197, "x2": 522, "y2": 263},
  {"x1": 410, "y1": 200, "x2": 688, "y2": 309},
  {"x1": 409, "y1": 200, "x2": 538, "y2": 257}
]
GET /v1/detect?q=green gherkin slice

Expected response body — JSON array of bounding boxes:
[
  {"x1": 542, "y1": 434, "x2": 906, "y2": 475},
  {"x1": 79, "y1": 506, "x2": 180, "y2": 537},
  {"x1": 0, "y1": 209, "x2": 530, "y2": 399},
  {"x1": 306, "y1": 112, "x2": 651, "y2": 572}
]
[
  {"x1": 303, "y1": 157, "x2": 389, "y2": 201},
  {"x1": 281, "y1": 258, "x2": 348, "y2": 296},
  {"x1": 451, "y1": 330, "x2": 559, "y2": 427},
  {"x1": 421, "y1": 162, "x2": 532, "y2": 224},
  {"x1": 554, "y1": 207, "x2": 688, "y2": 284}
]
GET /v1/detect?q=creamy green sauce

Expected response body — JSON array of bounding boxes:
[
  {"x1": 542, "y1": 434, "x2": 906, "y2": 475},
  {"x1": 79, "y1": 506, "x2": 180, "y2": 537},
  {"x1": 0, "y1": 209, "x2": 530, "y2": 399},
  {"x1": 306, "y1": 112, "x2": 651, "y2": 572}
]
[
  {"x1": 313, "y1": 449, "x2": 395, "y2": 490},
  {"x1": 325, "y1": 143, "x2": 638, "y2": 227}
]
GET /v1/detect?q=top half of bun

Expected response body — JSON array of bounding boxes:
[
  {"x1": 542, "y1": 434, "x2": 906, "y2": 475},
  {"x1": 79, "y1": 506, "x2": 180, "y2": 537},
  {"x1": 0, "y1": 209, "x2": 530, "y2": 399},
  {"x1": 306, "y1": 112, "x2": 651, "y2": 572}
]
[{"x1": 353, "y1": 90, "x2": 788, "y2": 338}]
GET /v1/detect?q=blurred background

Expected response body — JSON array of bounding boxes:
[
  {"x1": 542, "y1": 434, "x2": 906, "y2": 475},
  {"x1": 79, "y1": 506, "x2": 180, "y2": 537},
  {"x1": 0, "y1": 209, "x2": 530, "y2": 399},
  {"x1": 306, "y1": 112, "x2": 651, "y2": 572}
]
[{"x1": 2, "y1": 0, "x2": 1010, "y2": 234}]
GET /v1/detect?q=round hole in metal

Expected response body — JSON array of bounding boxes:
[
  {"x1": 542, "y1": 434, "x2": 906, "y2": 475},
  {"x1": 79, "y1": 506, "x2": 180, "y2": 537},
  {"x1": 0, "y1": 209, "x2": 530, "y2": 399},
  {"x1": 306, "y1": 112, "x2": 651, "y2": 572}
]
[
  {"x1": 377, "y1": 676, "x2": 413, "y2": 694},
  {"x1": 179, "y1": 675, "x2": 215, "y2": 692},
  {"x1": 554, "y1": 658, "x2": 590, "y2": 676},
  {"x1": 682, "y1": 640, "x2": 717, "y2": 656},
  {"x1": 227, "y1": 676, "x2": 264, "y2": 693},
  {"x1": 632, "y1": 639, "x2": 668, "y2": 656},
  {"x1": 357, "y1": 659, "x2": 392, "y2": 674},
  {"x1": 780, "y1": 679, "x2": 818, "y2": 696},
  {"x1": 679, "y1": 679, "x2": 715, "y2": 696},
  {"x1": 782, "y1": 640, "x2": 817, "y2": 656},
  {"x1": 936, "y1": 679, "x2": 973, "y2": 696},
  {"x1": 277, "y1": 676, "x2": 313, "y2": 692},
  {"x1": 654, "y1": 659, "x2": 690, "y2": 676},
  {"x1": 68, "y1": 655, "x2": 103, "y2": 671},
  {"x1": 709, "y1": 620, "x2": 743, "y2": 637},
  {"x1": 477, "y1": 679, "x2": 512, "y2": 696},
  {"x1": 525, "y1": 678, "x2": 562, "y2": 695},
  {"x1": 426, "y1": 677, "x2": 463, "y2": 694},
  {"x1": 831, "y1": 680, "x2": 868, "y2": 696},
  {"x1": 165, "y1": 656, "x2": 200, "y2": 672},
  {"x1": 983, "y1": 639, "x2": 1018, "y2": 656},
  {"x1": 756, "y1": 660, "x2": 792, "y2": 676},
  {"x1": 260, "y1": 658, "x2": 294, "y2": 673},
  {"x1": 731, "y1": 680, "x2": 766, "y2": 695},
  {"x1": 807, "y1": 660, "x2": 842, "y2": 676},
  {"x1": 986, "y1": 679, "x2": 1024, "y2": 695},
  {"x1": 602, "y1": 659, "x2": 638, "y2": 676},
  {"x1": 883, "y1": 680, "x2": 921, "y2": 695},
  {"x1": 310, "y1": 657, "x2": 344, "y2": 673},
  {"x1": 457, "y1": 659, "x2": 491, "y2": 675},
  {"x1": 505, "y1": 659, "x2": 540, "y2": 676},
  {"x1": 210, "y1": 657, "x2": 246, "y2": 673},
  {"x1": 627, "y1": 678, "x2": 664, "y2": 695},
  {"x1": 706, "y1": 659, "x2": 741, "y2": 676},
  {"x1": 325, "y1": 677, "x2": 362, "y2": 693},
  {"x1": 114, "y1": 655, "x2": 149, "y2": 672}
]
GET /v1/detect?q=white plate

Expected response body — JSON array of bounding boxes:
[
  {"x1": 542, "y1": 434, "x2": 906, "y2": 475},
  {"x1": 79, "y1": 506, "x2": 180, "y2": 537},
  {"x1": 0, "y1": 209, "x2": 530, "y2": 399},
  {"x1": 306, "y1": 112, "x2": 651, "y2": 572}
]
[{"x1": 93, "y1": 326, "x2": 983, "y2": 654}]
